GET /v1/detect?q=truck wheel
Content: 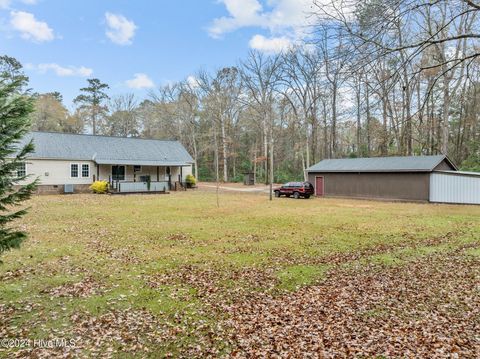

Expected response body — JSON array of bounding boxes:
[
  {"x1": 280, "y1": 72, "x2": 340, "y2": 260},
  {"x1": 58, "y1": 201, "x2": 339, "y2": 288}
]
[
  {"x1": 293, "y1": 192, "x2": 300, "y2": 199},
  {"x1": 274, "y1": 191, "x2": 280, "y2": 198}
]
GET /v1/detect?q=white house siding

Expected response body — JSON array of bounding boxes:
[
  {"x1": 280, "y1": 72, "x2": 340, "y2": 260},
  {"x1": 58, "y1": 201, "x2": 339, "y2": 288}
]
[
  {"x1": 18, "y1": 160, "x2": 193, "y2": 194},
  {"x1": 430, "y1": 172, "x2": 480, "y2": 204},
  {"x1": 171, "y1": 165, "x2": 192, "y2": 182},
  {"x1": 20, "y1": 159, "x2": 95, "y2": 186}
]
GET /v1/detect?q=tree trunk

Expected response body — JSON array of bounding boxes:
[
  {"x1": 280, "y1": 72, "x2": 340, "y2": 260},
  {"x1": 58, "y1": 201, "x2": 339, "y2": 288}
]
[
  {"x1": 191, "y1": 130, "x2": 198, "y2": 180},
  {"x1": 92, "y1": 108, "x2": 97, "y2": 136},
  {"x1": 331, "y1": 82, "x2": 338, "y2": 158},
  {"x1": 322, "y1": 100, "x2": 329, "y2": 159},
  {"x1": 301, "y1": 152, "x2": 307, "y2": 181},
  {"x1": 253, "y1": 146, "x2": 257, "y2": 185},
  {"x1": 305, "y1": 122, "x2": 310, "y2": 169},
  {"x1": 441, "y1": 76, "x2": 450, "y2": 155},
  {"x1": 365, "y1": 82, "x2": 371, "y2": 156},
  {"x1": 221, "y1": 118, "x2": 228, "y2": 182},
  {"x1": 263, "y1": 119, "x2": 268, "y2": 184},
  {"x1": 356, "y1": 84, "x2": 361, "y2": 156},
  {"x1": 269, "y1": 132, "x2": 274, "y2": 201},
  {"x1": 381, "y1": 93, "x2": 388, "y2": 156},
  {"x1": 214, "y1": 128, "x2": 220, "y2": 207}
]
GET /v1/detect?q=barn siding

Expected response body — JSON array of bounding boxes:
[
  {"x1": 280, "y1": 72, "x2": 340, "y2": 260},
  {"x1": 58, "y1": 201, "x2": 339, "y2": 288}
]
[
  {"x1": 430, "y1": 172, "x2": 480, "y2": 204},
  {"x1": 307, "y1": 172, "x2": 430, "y2": 201},
  {"x1": 433, "y1": 161, "x2": 456, "y2": 171}
]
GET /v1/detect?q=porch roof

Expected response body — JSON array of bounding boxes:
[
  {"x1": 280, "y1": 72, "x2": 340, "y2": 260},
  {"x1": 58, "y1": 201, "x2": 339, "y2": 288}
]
[{"x1": 96, "y1": 159, "x2": 191, "y2": 166}]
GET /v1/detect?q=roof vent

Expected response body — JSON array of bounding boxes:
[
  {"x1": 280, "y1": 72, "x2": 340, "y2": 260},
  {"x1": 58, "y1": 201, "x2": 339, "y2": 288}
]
[{"x1": 64, "y1": 184, "x2": 74, "y2": 194}]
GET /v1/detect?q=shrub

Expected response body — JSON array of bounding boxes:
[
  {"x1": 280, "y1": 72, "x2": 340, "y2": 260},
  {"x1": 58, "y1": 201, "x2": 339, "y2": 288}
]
[
  {"x1": 185, "y1": 174, "x2": 197, "y2": 187},
  {"x1": 231, "y1": 174, "x2": 244, "y2": 183},
  {"x1": 90, "y1": 180, "x2": 109, "y2": 194}
]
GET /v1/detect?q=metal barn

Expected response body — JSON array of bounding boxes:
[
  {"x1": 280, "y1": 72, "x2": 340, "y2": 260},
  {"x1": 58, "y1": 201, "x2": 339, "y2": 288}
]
[
  {"x1": 306, "y1": 155, "x2": 480, "y2": 204},
  {"x1": 430, "y1": 171, "x2": 480, "y2": 204}
]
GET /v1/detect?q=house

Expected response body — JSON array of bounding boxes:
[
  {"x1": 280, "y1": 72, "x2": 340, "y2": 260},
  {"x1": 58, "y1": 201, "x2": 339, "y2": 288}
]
[
  {"x1": 17, "y1": 131, "x2": 194, "y2": 194},
  {"x1": 306, "y1": 155, "x2": 480, "y2": 204}
]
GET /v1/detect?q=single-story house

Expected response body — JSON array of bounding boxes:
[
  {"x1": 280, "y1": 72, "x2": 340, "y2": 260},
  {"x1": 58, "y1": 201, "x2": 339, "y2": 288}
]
[
  {"x1": 306, "y1": 155, "x2": 480, "y2": 204},
  {"x1": 17, "y1": 131, "x2": 194, "y2": 194}
]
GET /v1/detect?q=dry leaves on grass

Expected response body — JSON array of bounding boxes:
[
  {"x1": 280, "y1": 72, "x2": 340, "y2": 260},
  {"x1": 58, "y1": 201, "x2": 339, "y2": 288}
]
[
  {"x1": 269, "y1": 227, "x2": 474, "y2": 268},
  {"x1": 146, "y1": 264, "x2": 278, "y2": 305},
  {"x1": 9, "y1": 309, "x2": 166, "y2": 359},
  {"x1": 224, "y1": 249, "x2": 480, "y2": 358},
  {"x1": 87, "y1": 240, "x2": 142, "y2": 265},
  {"x1": 40, "y1": 276, "x2": 104, "y2": 298}
]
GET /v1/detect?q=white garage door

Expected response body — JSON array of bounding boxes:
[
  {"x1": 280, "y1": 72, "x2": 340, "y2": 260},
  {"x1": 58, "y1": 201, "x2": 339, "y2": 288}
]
[{"x1": 430, "y1": 171, "x2": 480, "y2": 204}]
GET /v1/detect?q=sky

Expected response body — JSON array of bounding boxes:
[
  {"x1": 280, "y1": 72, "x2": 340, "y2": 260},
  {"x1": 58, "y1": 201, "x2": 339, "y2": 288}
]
[{"x1": 0, "y1": 0, "x2": 315, "y2": 110}]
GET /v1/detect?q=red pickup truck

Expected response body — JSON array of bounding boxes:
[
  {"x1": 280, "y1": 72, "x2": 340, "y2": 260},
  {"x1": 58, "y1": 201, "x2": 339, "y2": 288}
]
[{"x1": 274, "y1": 182, "x2": 314, "y2": 199}]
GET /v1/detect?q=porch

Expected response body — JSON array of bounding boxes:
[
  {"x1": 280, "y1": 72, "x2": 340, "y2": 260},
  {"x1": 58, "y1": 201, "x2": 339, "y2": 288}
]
[{"x1": 95, "y1": 163, "x2": 190, "y2": 193}]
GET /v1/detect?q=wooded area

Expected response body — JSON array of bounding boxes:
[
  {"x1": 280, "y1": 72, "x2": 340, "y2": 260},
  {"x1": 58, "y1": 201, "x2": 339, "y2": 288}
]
[{"x1": 15, "y1": 0, "x2": 480, "y2": 182}]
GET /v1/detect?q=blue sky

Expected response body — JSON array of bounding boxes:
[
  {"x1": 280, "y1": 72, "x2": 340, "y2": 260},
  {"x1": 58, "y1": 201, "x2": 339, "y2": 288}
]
[{"x1": 1, "y1": 0, "x2": 314, "y2": 109}]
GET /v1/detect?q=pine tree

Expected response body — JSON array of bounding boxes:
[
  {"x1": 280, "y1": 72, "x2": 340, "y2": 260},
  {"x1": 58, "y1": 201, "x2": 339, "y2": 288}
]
[
  {"x1": 0, "y1": 78, "x2": 38, "y2": 260},
  {"x1": 74, "y1": 78, "x2": 110, "y2": 135}
]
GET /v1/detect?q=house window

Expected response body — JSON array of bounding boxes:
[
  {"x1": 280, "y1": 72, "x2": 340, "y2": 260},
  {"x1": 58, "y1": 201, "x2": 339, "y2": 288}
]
[
  {"x1": 133, "y1": 165, "x2": 141, "y2": 172},
  {"x1": 71, "y1": 164, "x2": 79, "y2": 178},
  {"x1": 82, "y1": 164, "x2": 90, "y2": 178},
  {"x1": 112, "y1": 165, "x2": 125, "y2": 181},
  {"x1": 16, "y1": 162, "x2": 26, "y2": 177}
]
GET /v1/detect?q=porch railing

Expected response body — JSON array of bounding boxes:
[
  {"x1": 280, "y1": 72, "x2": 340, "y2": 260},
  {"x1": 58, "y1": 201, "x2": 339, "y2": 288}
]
[{"x1": 115, "y1": 181, "x2": 169, "y2": 193}]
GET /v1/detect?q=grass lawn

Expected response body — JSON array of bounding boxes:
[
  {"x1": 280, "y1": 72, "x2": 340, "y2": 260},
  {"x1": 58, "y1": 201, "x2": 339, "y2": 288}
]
[{"x1": 1, "y1": 191, "x2": 479, "y2": 357}]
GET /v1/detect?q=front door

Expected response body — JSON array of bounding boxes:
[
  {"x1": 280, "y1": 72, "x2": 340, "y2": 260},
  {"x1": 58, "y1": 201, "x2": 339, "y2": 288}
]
[
  {"x1": 112, "y1": 165, "x2": 125, "y2": 181},
  {"x1": 315, "y1": 176, "x2": 324, "y2": 196}
]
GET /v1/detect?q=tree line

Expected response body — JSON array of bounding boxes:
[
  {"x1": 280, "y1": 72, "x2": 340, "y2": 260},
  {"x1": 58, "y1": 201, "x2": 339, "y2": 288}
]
[{"x1": 7, "y1": 0, "x2": 480, "y2": 183}]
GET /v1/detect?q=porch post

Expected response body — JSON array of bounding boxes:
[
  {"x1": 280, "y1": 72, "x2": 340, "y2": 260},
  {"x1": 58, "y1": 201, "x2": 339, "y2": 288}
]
[{"x1": 156, "y1": 166, "x2": 159, "y2": 182}]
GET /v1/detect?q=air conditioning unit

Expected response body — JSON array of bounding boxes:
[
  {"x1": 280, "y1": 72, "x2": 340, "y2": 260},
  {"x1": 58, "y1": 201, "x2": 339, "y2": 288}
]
[{"x1": 64, "y1": 184, "x2": 74, "y2": 194}]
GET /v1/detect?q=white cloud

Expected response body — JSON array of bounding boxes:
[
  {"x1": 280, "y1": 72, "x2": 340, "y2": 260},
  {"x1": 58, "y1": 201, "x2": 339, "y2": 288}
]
[
  {"x1": 249, "y1": 34, "x2": 292, "y2": 53},
  {"x1": 27, "y1": 63, "x2": 93, "y2": 77},
  {"x1": 126, "y1": 73, "x2": 155, "y2": 89},
  {"x1": 186, "y1": 75, "x2": 200, "y2": 88},
  {"x1": 209, "y1": 0, "x2": 318, "y2": 52},
  {"x1": 0, "y1": 0, "x2": 11, "y2": 9},
  {"x1": 10, "y1": 10, "x2": 54, "y2": 42},
  {"x1": 105, "y1": 12, "x2": 136, "y2": 45},
  {"x1": 1, "y1": 0, "x2": 39, "y2": 8},
  {"x1": 209, "y1": 0, "x2": 263, "y2": 38},
  {"x1": 209, "y1": 0, "x2": 314, "y2": 37}
]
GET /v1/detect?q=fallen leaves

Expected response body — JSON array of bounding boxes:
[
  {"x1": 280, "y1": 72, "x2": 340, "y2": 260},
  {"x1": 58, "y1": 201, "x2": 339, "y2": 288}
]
[
  {"x1": 41, "y1": 276, "x2": 104, "y2": 298},
  {"x1": 223, "y1": 249, "x2": 480, "y2": 358},
  {"x1": 2, "y1": 194, "x2": 479, "y2": 357}
]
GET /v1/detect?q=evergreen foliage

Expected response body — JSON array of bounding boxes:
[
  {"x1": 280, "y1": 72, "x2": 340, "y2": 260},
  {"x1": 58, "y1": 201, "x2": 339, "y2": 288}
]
[{"x1": 0, "y1": 78, "x2": 38, "y2": 260}]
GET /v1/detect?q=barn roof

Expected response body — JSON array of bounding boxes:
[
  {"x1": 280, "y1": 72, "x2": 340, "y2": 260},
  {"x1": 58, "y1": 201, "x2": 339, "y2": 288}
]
[
  {"x1": 19, "y1": 132, "x2": 194, "y2": 166},
  {"x1": 306, "y1": 155, "x2": 457, "y2": 173}
]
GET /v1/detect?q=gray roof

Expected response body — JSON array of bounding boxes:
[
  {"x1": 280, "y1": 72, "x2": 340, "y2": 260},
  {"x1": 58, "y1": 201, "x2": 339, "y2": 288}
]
[
  {"x1": 435, "y1": 170, "x2": 480, "y2": 177},
  {"x1": 20, "y1": 132, "x2": 193, "y2": 166},
  {"x1": 306, "y1": 155, "x2": 456, "y2": 173}
]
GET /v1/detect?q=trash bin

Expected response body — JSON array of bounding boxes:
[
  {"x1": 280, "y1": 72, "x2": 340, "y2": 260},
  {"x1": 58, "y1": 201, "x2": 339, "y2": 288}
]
[{"x1": 243, "y1": 172, "x2": 255, "y2": 185}]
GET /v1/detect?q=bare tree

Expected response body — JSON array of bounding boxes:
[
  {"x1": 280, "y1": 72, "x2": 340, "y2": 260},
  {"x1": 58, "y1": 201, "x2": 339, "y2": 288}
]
[
  {"x1": 197, "y1": 67, "x2": 243, "y2": 182},
  {"x1": 240, "y1": 51, "x2": 282, "y2": 192},
  {"x1": 105, "y1": 94, "x2": 139, "y2": 137},
  {"x1": 279, "y1": 48, "x2": 323, "y2": 174}
]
